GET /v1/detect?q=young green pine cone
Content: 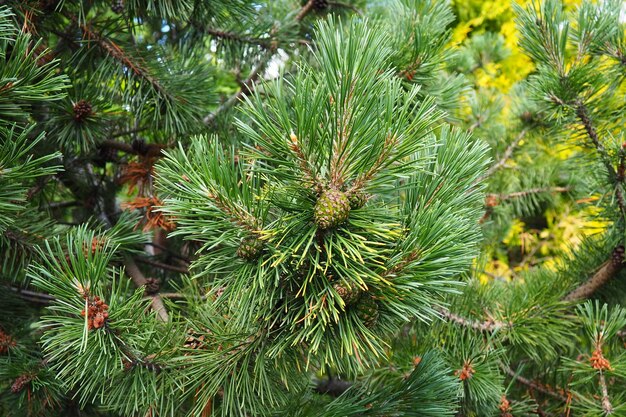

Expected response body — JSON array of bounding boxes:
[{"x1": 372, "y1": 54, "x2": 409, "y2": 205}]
[
  {"x1": 333, "y1": 282, "x2": 361, "y2": 306},
  {"x1": 314, "y1": 188, "x2": 350, "y2": 229},
  {"x1": 237, "y1": 235, "x2": 264, "y2": 261},
  {"x1": 348, "y1": 191, "x2": 368, "y2": 210},
  {"x1": 355, "y1": 294, "x2": 379, "y2": 328}
]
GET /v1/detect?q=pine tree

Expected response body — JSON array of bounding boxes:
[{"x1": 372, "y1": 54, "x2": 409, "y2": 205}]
[{"x1": 3, "y1": 0, "x2": 626, "y2": 416}]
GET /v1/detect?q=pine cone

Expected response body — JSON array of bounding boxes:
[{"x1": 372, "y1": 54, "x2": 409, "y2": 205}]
[
  {"x1": 11, "y1": 374, "x2": 31, "y2": 393},
  {"x1": 237, "y1": 235, "x2": 264, "y2": 261},
  {"x1": 348, "y1": 191, "x2": 368, "y2": 210},
  {"x1": 73, "y1": 100, "x2": 93, "y2": 122},
  {"x1": 333, "y1": 282, "x2": 361, "y2": 306},
  {"x1": 355, "y1": 294, "x2": 379, "y2": 328},
  {"x1": 314, "y1": 188, "x2": 351, "y2": 229},
  {"x1": 111, "y1": 0, "x2": 124, "y2": 13}
]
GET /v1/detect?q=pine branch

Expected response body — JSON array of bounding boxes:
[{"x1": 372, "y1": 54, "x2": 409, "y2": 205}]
[
  {"x1": 495, "y1": 186, "x2": 571, "y2": 201},
  {"x1": 77, "y1": 19, "x2": 167, "y2": 97},
  {"x1": 204, "y1": 27, "x2": 273, "y2": 49},
  {"x1": 100, "y1": 139, "x2": 170, "y2": 157},
  {"x1": 475, "y1": 128, "x2": 528, "y2": 184},
  {"x1": 123, "y1": 256, "x2": 169, "y2": 322},
  {"x1": 327, "y1": 2, "x2": 364, "y2": 16},
  {"x1": 296, "y1": 0, "x2": 316, "y2": 21},
  {"x1": 315, "y1": 377, "x2": 352, "y2": 397},
  {"x1": 574, "y1": 100, "x2": 617, "y2": 180},
  {"x1": 203, "y1": 53, "x2": 272, "y2": 125},
  {"x1": 134, "y1": 256, "x2": 189, "y2": 274},
  {"x1": 563, "y1": 246, "x2": 625, "y2": 302},
  {"x1": 499, "y1": 363, "x2": 569, "y2": 402},
  {"x1": 438, "y1": 308, "x2": 511, "y2": 332},
  {"x1": 6, "y1": 285, "x2": 54, "y2": 305},
  {"x1": 203, "y1": 0, "x2": 317, "y2": 125},
  {"x1": 598, "y1": 371, "x2": 613, "y2": 414}
]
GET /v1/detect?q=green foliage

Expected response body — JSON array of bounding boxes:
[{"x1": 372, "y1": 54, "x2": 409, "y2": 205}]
[{"x1": 4, "y1": 0, "x2": 626, "y2": 416}]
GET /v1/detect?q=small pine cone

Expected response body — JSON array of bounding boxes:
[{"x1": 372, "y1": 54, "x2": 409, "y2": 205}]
[
  {"x1": 612, "y1": 245, "x2": 625, "y2": 266},
  {"x1": 73, "y1": 100, "x2": 93, "y2": 122},
  {"x1": 314, "y1": 188, "x2": 351, "y2": 229},
  {"x1": 237, "y1": 235, "x2": 264, "y2": 261},
  {"x1": 348, "y1": 191, "x2": 368, "y2": 210},
  {"x1": 355, "y1": 294, "x2": 379, "y2": 328},
  {"x1": 11, "y1": 374, "x2": 31, "y2": 393},
  {"x1": 333, "y1": 282, "x2": 361, "y2": 306},
  {"x1": 111, "y1": 0, "x2": 124, "y2": 13},
  {"x1": 313, "y1": 0, "x2": 329, "y2": 10}
]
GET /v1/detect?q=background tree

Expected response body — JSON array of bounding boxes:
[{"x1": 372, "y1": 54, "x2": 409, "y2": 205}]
[{"x1": 3, "y1": 0, "x2": 626, "y2": 416}]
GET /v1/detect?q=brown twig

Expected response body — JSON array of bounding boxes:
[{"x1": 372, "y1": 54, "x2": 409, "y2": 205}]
[
  {"x1": 77, "y1": 21, "x2": 167, "y2": 97},
  {"x1": 499, "y1": 363, "x2": 569, "y2": 402},
  {"x1": 203, "y1": 0, "x2": 316, "y2": 125},
  {"x1": 203, "y1": 54, "x2": 272, "y2": 125},
  {"x1": 438, "y1": 308, "x2": 510, "y2": 332},
  {"x1": 135, "y1": 257, "x2": 189, "y2": 274},
  {"x1": 123, "y1": 256, "x2": 169, "y2": 322},
  {"x1": 563, "y1": 246, "x2": 625, "y2": 302},
  {"x1": 205, "y1": 28, "x2": 273, "y2": 49},
  {"x1": 495, "y1": 186, "x2": 571, "y2": 201},
  {"x1": 296, "y1": 0, "x2": 316, "y2": 21},
  {"x1": 475, "y1": 128, "x2": 528, "y2": 184},
  {"x1": 598, "y1": 371, "x2": 613, "y2": 414},
  {"x1": 6, "y1": 285, "x2": 55, "y2": 305}
]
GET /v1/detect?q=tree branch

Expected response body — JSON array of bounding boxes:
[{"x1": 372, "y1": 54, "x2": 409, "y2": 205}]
[
  {"x1": 438, "y1": 308, "x2": 511, "y2": 332},
  {"x1": 499, "y1": 363, "x2": 569, "y2": 402},
  {"x1": 598, "y1": 371, "x2": 613, "y2": 414},
  {"x1": 563, "y1": 246, "x2": 625, "y2": 302},
  {"x1": 203, "y1": 53, "x2": 272, "y2": 125},
  {"x1": 203, "y1": 0, "x2": 317, "y2": 125},
  {"x1": 123, "y1": 256, "x2": 169, "y2": 322},
  {"x1": 475, "y1": 128, "x2": 528, "y2": 184},
  {"x1": 135, "y1": 256, "x2": 189, "y2": 274},
  {"x1": 204, "y1": 28, "x2": 273, "y2": 49}
]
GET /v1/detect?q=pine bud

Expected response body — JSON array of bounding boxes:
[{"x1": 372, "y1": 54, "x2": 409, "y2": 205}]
[
  {"x1": 348, "y1": 191, "x2": 368, "y2": 210},
  {"x1": 73, "y1": 100, "x2": 93, "y2": 122}
]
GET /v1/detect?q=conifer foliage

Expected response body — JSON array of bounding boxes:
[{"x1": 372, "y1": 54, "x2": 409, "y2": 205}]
[{"x1": 3, "y1": 0, "x2": 626, "y2": 416}]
